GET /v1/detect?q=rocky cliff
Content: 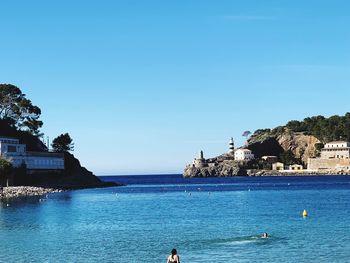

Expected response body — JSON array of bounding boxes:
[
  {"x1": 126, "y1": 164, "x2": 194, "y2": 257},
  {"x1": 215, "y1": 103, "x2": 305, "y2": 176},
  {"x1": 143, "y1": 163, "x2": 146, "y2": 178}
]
[{"x1": 247, "y1": 128, "x2": 320, "y2": 165}]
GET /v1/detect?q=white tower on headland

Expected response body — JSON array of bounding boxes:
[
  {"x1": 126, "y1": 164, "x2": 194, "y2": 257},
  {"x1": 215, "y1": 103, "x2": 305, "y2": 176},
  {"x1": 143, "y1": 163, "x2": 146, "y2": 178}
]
[
  {"x1": 229, "y1": 137, "x2": 235, "y2": 154},
  {"x1": 199, "y1": 150, "x2": 204, "y2": 159},
  {"x1": 193, "y1": 150, "x2": 206, "y2": 168}
]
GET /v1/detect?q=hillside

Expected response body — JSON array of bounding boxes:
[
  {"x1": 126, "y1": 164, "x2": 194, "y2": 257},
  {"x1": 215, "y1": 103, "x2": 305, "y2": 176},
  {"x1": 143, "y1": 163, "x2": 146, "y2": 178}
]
[
  {"x1": 248, "y1": 113, "x2": 350, "y2": 165},
  {"x1": 0, "y1": 121, "x2": 120, "y2": 189},
  {"x1": 247, "y1": 128, "x2": 320, "y2": 165}
]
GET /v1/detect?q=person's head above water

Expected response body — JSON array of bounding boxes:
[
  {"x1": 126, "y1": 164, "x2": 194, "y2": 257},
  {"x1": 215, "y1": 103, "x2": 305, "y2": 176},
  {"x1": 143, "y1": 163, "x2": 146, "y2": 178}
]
[
  {"x1": 261, "y1": 233, "x2": 269, "y2": 238},
  {"x1": 171, "y1": 248, "x2": 177, "y2": 256}
]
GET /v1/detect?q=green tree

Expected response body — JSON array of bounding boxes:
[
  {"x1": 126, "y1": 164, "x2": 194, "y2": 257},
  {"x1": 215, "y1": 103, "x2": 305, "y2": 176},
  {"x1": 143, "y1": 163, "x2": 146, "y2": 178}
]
[
  {"x1": 0, "y1": 84, "x2": 43, "y2": 135},
  {"x1": 284, "y1": 113, "x2": 350, "y2": 142},
  {"x1": 51, "y1": 133, "x2": 74, "y2": 152},
  {"x1": 279, "y1": 150, "x2": 297, "y2": 165},
  {"x1": 314, "y1": 143, "x2": 324, "y2": 157}
]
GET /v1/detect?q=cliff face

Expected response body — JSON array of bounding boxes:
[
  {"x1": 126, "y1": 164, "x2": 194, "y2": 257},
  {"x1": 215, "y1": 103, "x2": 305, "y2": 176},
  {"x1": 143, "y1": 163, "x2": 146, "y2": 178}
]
[
  {"x1": 247, "y1": 128, "x2": 320, "y2": 165},
  {"x1": 276, "y1": 131, "x2": 320, "y2": 164}
]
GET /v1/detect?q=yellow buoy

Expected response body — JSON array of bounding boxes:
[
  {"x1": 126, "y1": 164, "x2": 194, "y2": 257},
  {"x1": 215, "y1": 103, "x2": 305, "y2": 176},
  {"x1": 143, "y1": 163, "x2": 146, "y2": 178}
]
[{"x1": 303, "y1": 209, "x2": 308, "y2": 217}]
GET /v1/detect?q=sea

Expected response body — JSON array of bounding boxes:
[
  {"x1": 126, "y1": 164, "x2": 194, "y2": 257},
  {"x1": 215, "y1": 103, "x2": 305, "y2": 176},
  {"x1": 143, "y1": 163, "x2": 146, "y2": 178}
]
[{"x1": 0, "y1": 174, "x2": 350, "y2": 263}]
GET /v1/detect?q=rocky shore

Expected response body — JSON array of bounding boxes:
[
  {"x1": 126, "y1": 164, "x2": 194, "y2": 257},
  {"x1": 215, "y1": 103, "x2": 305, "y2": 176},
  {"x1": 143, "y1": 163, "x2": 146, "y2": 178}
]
[
  {"x1": 246, "y1": 169, "x2": 350, "y2": 176},
  {"x1": 184, "y1": 160, "x2": 244, "y2": 177},
  {"x1": 0, "y1": 186, "x2": 64, "y2": 199}
]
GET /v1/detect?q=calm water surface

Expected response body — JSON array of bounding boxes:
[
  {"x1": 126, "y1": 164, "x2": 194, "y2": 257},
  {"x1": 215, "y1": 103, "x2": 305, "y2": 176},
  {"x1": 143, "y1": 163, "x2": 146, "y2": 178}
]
[{"x1": 0, "y1": 175, "x2": 350, "y2": 263}]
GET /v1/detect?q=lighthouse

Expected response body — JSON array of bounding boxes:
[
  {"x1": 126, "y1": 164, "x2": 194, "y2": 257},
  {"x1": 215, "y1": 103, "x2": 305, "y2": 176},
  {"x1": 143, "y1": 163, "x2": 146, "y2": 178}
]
[{"x1": 228, "y1": 137, "x2": 235, "y2": 155}]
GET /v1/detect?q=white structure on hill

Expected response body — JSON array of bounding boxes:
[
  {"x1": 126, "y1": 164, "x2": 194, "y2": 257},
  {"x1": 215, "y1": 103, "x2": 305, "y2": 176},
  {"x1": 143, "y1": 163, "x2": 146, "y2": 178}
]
[
  {"x1": 272, "y1": 162, "x2": 284, "y2": 171},
  {"x1": 0, "y1": 137, "x2": 64, "y2": 170},
  {"x1": 234, "y1": 149, "x2": 254, "y2": 161},
  {"x1": 193, "y1": 150, "x2": 207, "y2": 168},
  {"x1": 321, "y1": 141, "x2": 350, "y2": 159}
]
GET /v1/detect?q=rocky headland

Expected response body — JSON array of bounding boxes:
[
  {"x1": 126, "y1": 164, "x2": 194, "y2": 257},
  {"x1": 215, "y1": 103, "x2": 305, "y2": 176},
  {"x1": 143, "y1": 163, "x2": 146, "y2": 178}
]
[
  {"x1": 183, "y1": 154, "x2": 246, "y2": 177},
  {"x1": 26, "y1": 152, "x2": 124, "y2": 190},
  {"x1": 184, "y1": 113, "x2": 350, "y2": 178}
]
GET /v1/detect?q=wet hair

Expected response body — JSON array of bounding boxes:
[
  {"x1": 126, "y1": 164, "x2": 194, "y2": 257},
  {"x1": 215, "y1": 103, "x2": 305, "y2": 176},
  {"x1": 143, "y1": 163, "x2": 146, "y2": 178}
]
[{"x1": 171, "y1": 248, "x2": 177, "y2": 258}]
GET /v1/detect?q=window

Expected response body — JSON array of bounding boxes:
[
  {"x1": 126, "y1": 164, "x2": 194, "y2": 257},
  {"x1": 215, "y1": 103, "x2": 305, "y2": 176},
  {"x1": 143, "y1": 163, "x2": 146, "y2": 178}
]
[{"x1": 7, "y1": 145, "x2": 17, "y2": 152}]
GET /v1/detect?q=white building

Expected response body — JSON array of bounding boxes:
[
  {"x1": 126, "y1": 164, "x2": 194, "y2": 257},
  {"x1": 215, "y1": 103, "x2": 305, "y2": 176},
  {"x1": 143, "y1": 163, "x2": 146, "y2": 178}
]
[
  {"x1": 288, "y1": 164, "x2": 303, "y2": 171},
  {"x1": 234, "y1": 149, "x2": 254, "y2": 161},
  {"x1": 321, "y1": 141, "x2": 350, "y2": 159},
  {"x1": 0, "y1": 137, "x2": 64, "y2": 170},
  {"x1": 272, "y1": 162, "x2": 284, "y2": 171}
]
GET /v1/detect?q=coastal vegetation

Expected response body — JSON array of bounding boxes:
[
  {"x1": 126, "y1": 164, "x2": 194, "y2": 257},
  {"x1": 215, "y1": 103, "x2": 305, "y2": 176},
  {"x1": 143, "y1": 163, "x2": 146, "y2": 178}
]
[
  {"x1": 52, "y1": 133, "x2": 74, "y2": 153},
  {"x1": 0, "y1": 84, "x2": 119, "y2": 190},
  {"x1": 0, "y1": 84, "x2": 43, "y2": 135},
  {"x1": 285, "y1": 113, "x2": 350, "y2": 142}
]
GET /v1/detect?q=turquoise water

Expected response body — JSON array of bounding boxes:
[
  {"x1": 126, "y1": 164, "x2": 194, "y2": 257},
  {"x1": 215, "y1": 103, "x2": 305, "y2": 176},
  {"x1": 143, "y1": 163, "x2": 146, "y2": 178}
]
[{"x1": 1, "y1": 175, "x2": 350, "y2": 262}]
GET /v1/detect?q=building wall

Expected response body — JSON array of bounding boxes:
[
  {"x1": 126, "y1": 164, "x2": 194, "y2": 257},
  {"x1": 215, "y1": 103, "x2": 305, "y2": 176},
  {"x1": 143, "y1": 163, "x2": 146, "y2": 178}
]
[
  {"x1": 5, "y1": 154, "x2": 65, "y2": 170},
  {"x1": 0, "y1": 138, "x2": 64, "y2": 170},
  {"x1": 289, "y1": 164, "x2": 303, "y2": 170},
  {"x1": 321, "y1": 149, "x2": 350, "y2": 159},
  {"x1": 308, "y1": 158, "x2": 350, "y2": 171},
  {"x1": 325, "y1": 142, "x2": 350, "y2": 149},
  {"x1": 26, "y1": 156, "x2": 64, "y2": 170},
  {"x1": 234, "y1": 149, "x2": 254, "y2": 161},
  {"x1": 0, "y1": 142, "x2": 26, "y2": 156},
  {"x1": 272, "y1": 162, "x2": 284, "y2": 171}
]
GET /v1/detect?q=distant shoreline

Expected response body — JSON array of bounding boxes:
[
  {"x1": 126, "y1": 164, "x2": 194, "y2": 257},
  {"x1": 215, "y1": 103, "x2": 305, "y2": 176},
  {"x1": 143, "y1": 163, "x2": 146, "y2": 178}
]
[{"x1": 99, "y1": 173, "x2": 350, "y2": 178}]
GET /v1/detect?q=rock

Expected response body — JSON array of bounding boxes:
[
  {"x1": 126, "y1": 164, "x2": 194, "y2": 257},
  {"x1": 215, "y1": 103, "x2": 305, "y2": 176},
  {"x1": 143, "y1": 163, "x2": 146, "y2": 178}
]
[
  {"x1": 23, "y1": 153, "x2": 123, "y2": 189},
  {"x1": 276, "y1": 131, "x2": 320, "y2": 164},
  {"x1": 184, "y1": 157, "x2": 246, "y2": 177},
  {"x1": 0, "y1": 186, "x2": 62, "y2": 199}
]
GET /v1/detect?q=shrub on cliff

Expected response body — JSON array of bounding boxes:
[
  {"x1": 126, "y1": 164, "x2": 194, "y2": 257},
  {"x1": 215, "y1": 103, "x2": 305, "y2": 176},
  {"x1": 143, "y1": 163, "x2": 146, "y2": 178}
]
[
  {"x1": 286, "y1": 113, "x2": 350, "y2": 142},
  {"x1": 52, "y1": 133, "x2": 74, "y2": 153}
]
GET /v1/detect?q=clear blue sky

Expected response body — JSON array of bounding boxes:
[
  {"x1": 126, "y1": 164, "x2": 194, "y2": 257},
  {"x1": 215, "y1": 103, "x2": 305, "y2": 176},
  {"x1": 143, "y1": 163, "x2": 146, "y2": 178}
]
[{"x1": 1, "y1": 0, "x2": 350, "y2": 175}]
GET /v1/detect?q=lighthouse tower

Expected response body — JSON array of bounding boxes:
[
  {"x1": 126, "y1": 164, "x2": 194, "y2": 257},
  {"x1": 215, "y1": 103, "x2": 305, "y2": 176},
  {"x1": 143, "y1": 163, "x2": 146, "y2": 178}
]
[
  {"x1": 228, "y1": 137, "x2": 235, "y2": 155},
  {"x1": 193, "y1": 150, "x2": 206, "y2": 168}
]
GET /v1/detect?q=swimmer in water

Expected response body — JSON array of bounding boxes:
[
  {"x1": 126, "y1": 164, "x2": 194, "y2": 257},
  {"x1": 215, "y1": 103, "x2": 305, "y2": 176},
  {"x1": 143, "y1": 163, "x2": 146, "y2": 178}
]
[{"x1": 261, "y1": 233, "x2": 269, "y2": 239}]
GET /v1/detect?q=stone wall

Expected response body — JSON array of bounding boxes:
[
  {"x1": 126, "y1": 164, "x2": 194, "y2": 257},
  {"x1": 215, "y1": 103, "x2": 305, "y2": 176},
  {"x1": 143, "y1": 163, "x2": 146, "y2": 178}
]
[
  {"x1": 321, "y1": 149, "x2": 350, "y2": 159},
  {"x1": 308, "y1": 158, "x2": 350, "y2": 171}
]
